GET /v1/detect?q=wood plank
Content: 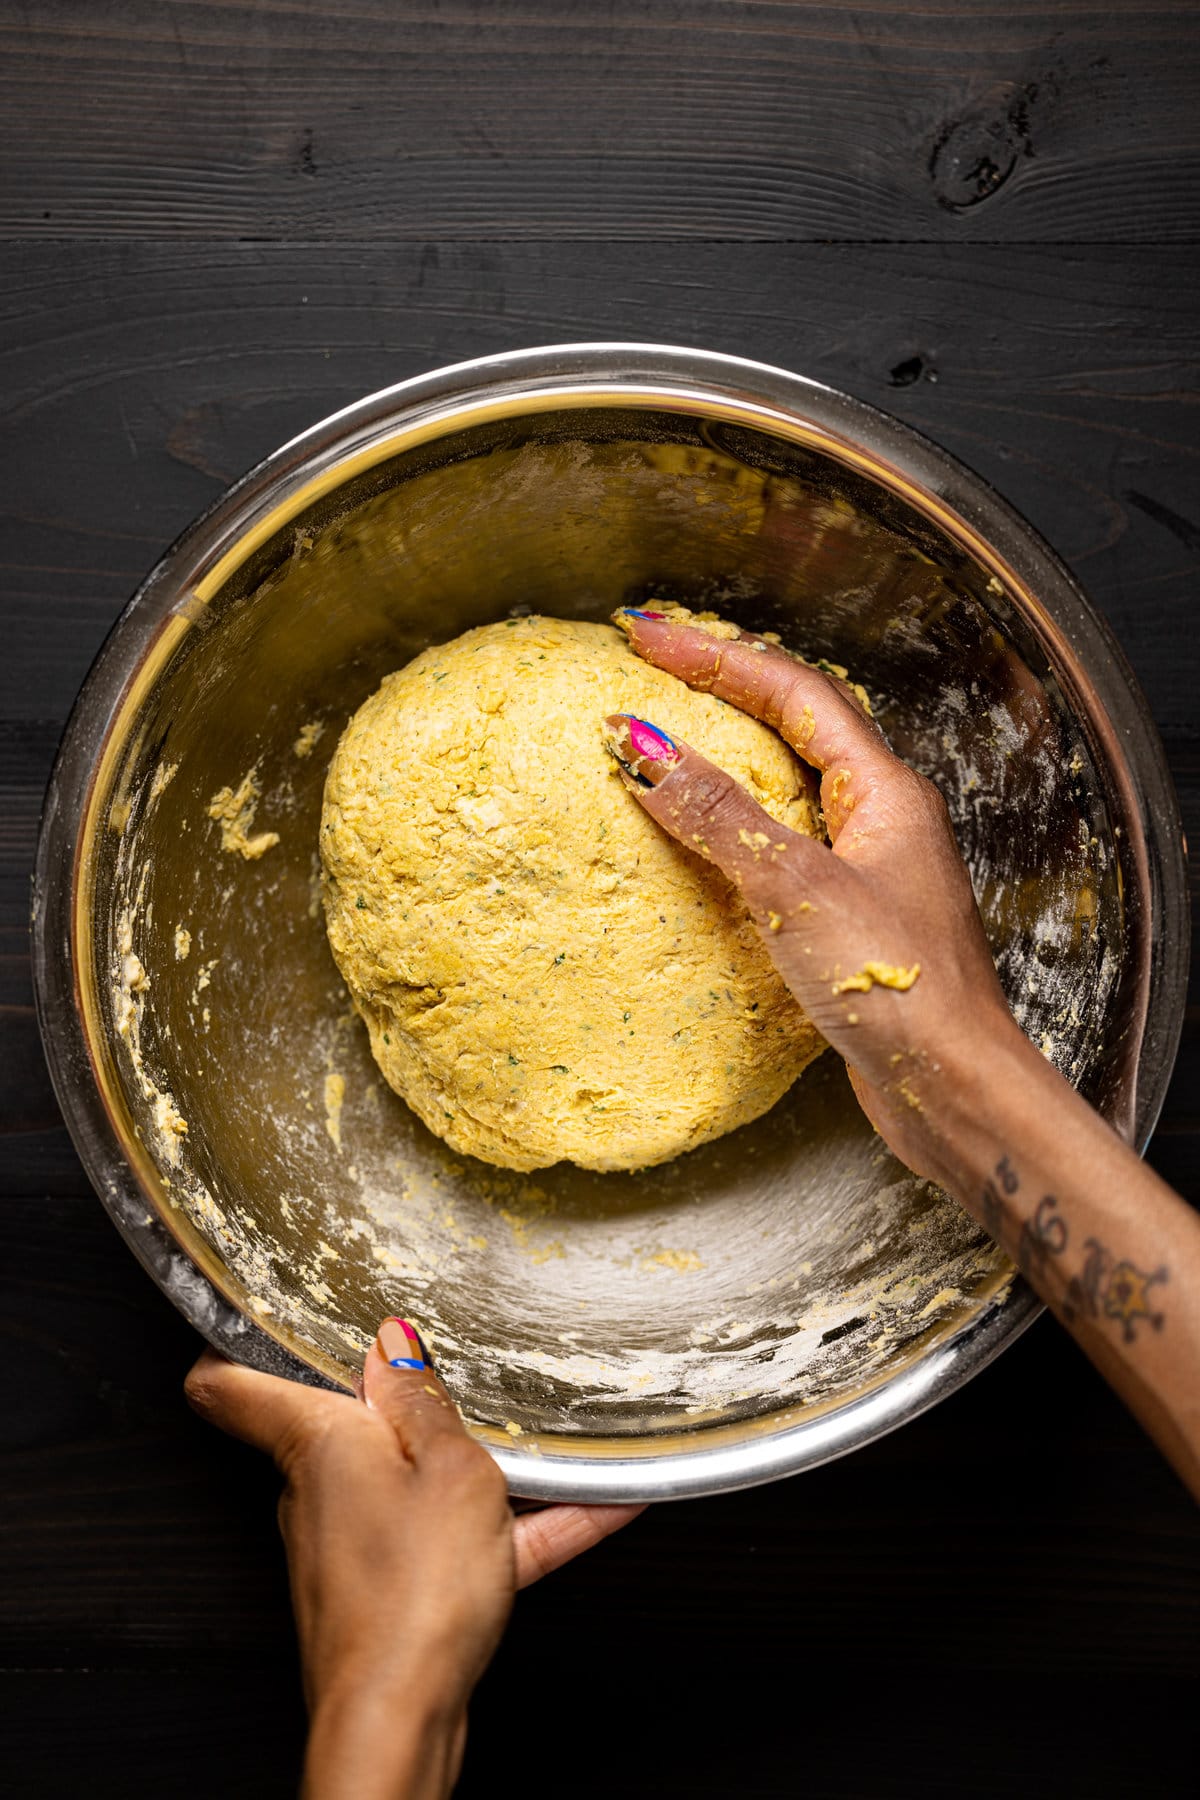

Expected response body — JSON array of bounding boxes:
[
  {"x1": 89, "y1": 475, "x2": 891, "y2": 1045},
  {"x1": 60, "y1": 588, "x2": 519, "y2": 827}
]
[
  {"x1": 1, "y1": 239, "x2": 1197, "y2": 733},
  {"x1": 1, "y1": 2, "x2": 1198, "y2": 242},
  {"x1": 1, "y1": 1672, "x2": 1194, "y2": 1800},
  {"x1": 0, "y1": 1672, "x2": 305, "y2": 1799},
  {"x1": 0, "y1": 1669, "x2": 1195, "y2": 1799}
]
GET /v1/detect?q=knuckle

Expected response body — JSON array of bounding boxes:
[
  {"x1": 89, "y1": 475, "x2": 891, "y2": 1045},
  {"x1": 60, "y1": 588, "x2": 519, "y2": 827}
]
[
  {"x1": 518, "y1": 1513, "x2": 558, "y2": 1584},
  {"x1": 478, "y1": 1446, "x2": 510, "y2": 1504},
  {"x1": 274, "y1": 1406, "x2": 340, "y2": 1483},
  {"x1": 182, "y1": 1362, "x2": 225, "y2": 1421},
  {"x1": 759, "y1": 667, "x2": 797, "y2": 729},
  {"x1": 686, "y1": 771, "x2": 754, "y2": 842},
  {"x1": 746, "y1": 869, "x2": 814, "y2": 923},
  {"x1": 429, "y1": 1429, "x2": 493, "y2": 1485},
  {"x1": 434, "y1": 1433, "x2": 509, "y2": 1511},
  {"x1": 906, "y1": 768, "x2": 952, "y2": 827}
]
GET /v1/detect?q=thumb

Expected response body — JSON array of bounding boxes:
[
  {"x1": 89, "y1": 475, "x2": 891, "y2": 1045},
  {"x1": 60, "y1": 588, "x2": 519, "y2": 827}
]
[
  {"x1": 602, "y1": 712, "x2": 838, "y2": 927},
  {"x1": 360, "y1": 1317, "x2": 473, "y2": 1464}
]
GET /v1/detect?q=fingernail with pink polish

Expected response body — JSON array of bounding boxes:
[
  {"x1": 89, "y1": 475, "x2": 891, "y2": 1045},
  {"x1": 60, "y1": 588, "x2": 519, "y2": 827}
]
[
  {"x1": 376, "y1": 1317, "x2": 430, "y2": 1371},
  {"x1": 602, "y1": 714, "x2": 682, "y2": 787}
]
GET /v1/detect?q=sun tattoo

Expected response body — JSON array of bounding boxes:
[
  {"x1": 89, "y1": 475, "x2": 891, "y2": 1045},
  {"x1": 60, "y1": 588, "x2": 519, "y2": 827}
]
[{"x1": 1100, "y1": 1257, "x2": 1168, "y2": 1343}]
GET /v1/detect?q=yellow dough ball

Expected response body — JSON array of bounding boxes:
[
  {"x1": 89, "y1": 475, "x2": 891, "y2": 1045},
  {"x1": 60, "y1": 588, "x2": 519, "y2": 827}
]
[{"x1": 320, "y1": 616, "x2": 825, "y2": 1172}]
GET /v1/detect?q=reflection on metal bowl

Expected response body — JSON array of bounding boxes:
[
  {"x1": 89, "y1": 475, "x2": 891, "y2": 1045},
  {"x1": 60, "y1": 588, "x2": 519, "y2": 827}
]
[{"x1": 33, "y1": 344, "x2": 1186, "y2": 1501}]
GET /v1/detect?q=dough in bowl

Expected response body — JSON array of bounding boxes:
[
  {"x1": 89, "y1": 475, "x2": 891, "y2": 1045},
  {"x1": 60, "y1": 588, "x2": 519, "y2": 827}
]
[{"x1": 320, "y1": 615, "x2": 825, "y2": 1171}]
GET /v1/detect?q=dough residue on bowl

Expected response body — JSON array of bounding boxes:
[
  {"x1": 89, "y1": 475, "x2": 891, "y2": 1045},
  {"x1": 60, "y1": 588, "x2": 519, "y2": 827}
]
[{"x1": 207, "y1": 765, "x2": 280, "y2": 860}]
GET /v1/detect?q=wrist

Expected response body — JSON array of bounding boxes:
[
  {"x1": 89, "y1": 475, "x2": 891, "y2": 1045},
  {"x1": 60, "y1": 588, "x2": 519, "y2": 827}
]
[
  {"x1": 920, "y1": 1008, "x2": 1147, "y2": 1233},
  {"x1": 304, "y1": 1662, "x2": 466, "y2": 1800},
  {"x1": 911, "y1": 1008, "x2": 1058, "y2": 1202}
]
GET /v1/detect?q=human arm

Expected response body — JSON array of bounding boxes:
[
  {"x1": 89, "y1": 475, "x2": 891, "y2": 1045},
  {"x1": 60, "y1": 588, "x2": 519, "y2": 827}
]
[
  {"x1": 608, "y1": 608, "x2": 1200, "y2": 1498},
  {"x1": 185, "y1": 1327, "x2": 643, "y2": 1799}
]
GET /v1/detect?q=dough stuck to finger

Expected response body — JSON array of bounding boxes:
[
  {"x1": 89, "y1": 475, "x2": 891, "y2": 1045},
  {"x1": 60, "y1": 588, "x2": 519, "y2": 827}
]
[
  {"x1": 616, "y1": 600, "x2": 875, "y2": 717},
  {"x1": 321, "y1": 616, "x2": 826, "y2": 1173}
]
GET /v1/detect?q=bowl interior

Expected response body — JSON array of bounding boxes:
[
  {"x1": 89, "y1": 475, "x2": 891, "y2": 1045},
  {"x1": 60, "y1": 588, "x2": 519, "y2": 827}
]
[{"x1": 83, "y1": 400, "x2": 1126, "y2": 1449}]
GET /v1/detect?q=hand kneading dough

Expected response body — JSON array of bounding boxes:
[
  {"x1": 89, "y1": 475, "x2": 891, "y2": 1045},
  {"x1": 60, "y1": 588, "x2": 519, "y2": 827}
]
[{"x1": 320, "y1": 616, "x2": 825, "y2": 1172}]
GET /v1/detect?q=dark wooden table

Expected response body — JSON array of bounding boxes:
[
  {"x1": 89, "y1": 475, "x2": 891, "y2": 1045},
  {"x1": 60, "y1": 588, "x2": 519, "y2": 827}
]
[{"x1": 2, "y1": 5, "x2": 1197, "y2": 1794}]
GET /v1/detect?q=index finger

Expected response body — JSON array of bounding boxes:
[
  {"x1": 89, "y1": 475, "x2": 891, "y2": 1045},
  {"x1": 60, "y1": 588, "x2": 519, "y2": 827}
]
[
  {"x1": 184, "y1": 1346, "x2": 356, "y2": 1460},
  {"x1": 615, "y1": 608, "x2": 898, "y2": 839},
  {"x1": 513, "y1": 1503, "x2": 647, "y2": 1588}
]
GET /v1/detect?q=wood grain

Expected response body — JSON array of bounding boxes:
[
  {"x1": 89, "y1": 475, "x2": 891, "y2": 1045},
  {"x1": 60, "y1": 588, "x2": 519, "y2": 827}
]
[
  {"x1": 3, "y1": 4, "x2": 1198, "y2": 1791},
  {"x1": 2, "y1": 1, "x2": 1199, "y2": 242},
  {"x1": 2, "y1": 1669, "x2": 1197, "y2": 1800},
  {"x1": 2, "y1": 239, "x2": 1197, "y2": 735}
]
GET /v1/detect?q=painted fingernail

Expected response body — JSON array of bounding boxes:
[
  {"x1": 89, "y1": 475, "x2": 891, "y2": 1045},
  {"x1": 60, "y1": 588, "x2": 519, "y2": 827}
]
[
  {"x1": 376, "y1": 1317, "x2": 430, "y2": 1371},
  {"x1": 602, "y1": 714, "x2": 683, "y2": 786}
]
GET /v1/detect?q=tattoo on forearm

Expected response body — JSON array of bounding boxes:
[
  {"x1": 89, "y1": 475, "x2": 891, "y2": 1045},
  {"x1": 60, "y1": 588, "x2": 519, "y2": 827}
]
[
  {"x1": 1017, "y1": 1194, "x2": 1069, "y2": 1280},
  {"x1": 980, "y1": 1156, "x2": 1167, "y2": 1345},
  {"x1": 1066, "y1": 1244, "x2": 1168, "y2": 1342}
]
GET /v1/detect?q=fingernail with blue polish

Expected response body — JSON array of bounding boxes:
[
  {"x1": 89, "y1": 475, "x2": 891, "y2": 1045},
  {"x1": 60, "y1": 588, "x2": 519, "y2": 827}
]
[
  {"x1": 376, "y1": 1317, "x2": 430, "y2": 1371},
  {"x1": 602, "y1": 714, "x2": 682, "y2": 787}
]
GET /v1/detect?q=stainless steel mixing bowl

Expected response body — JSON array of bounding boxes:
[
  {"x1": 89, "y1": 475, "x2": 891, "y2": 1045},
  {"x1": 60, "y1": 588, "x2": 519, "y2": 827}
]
[{"x1": 33, "y1": 344, "x2": 1187, "y2": 1502}]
